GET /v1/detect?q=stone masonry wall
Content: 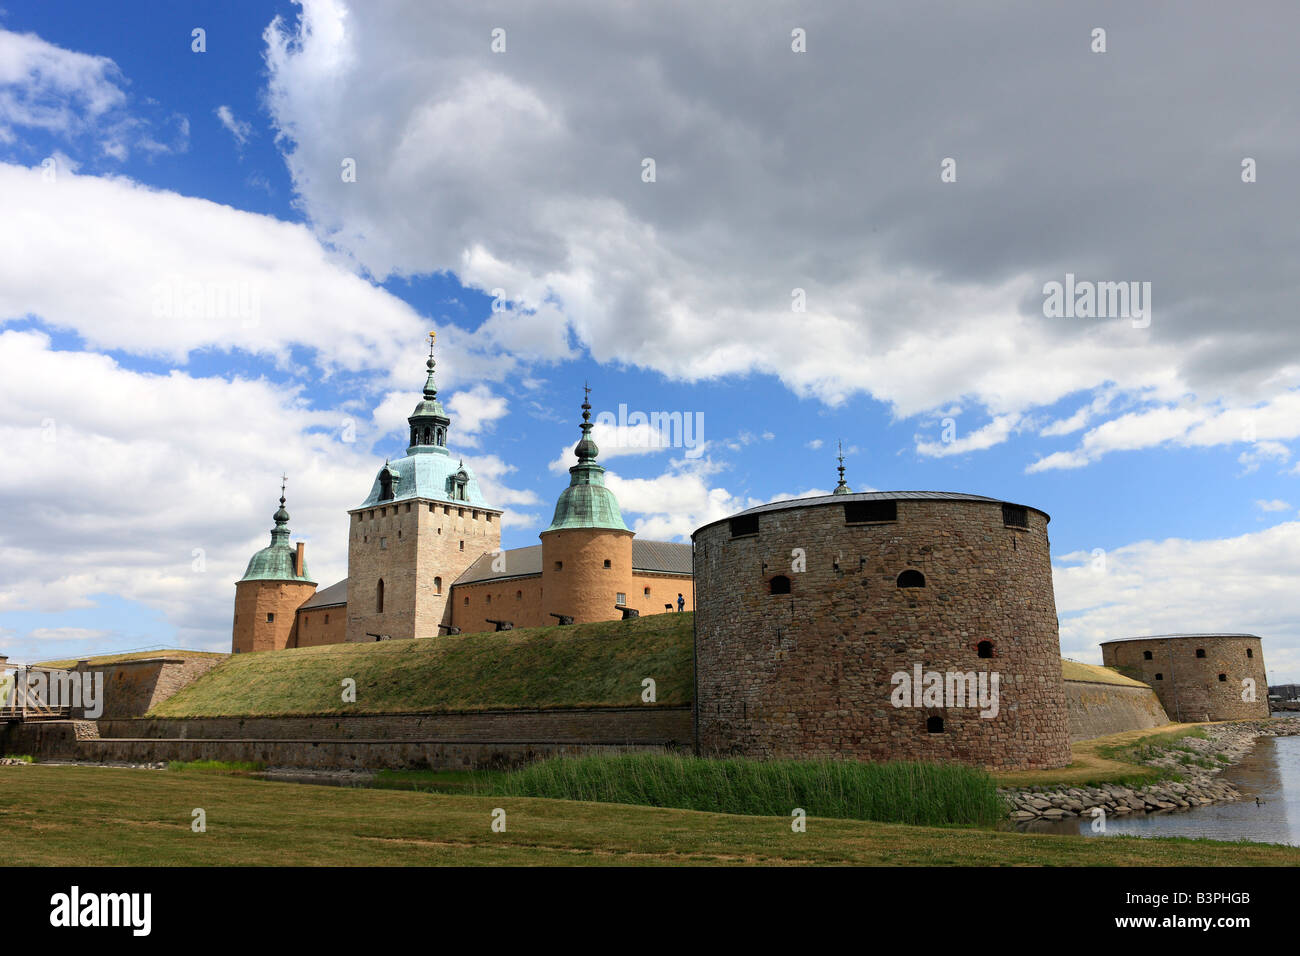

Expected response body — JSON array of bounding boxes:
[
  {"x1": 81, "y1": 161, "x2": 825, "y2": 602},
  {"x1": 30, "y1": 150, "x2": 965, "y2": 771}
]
[
  {"x1": 1102, "y1": 636, "x2": 1270, "y2": 721},
  {"x1": 1064, "y1": 679, "x2": 1169, "y2": 742},
  {"x1": 693, "y1": 497, "x2": 1071, "y2": 771},
  {"x1": 346, "y1": 499, "x2": 501, "y2": 642}
]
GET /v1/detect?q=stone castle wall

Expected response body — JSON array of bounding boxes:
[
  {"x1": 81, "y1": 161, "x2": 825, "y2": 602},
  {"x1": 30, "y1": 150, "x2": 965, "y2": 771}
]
[
  {"x1": 346, "y1": 499, "x2": 501, "y2": 642},
  {"x1": 450, "y1": 569, "x2": 694, "y2": 634},
  {"x1": 232, "y1": 579, "x2": 315, "y2": 653},
  {"x1": 540, "y1": 528, "x2": 637, "y2": 625},
  {"x1": 294, "y1": 603, "x2": 346, "y2": 647},
  {"x1": 692, "y1": 497, "x2": 1071, "y2": 771},
  {"x1": 1064, "y1": 679, "x2": 1169, "y2": 742},
  {"x1": 1101, "y1": 635, "x2": 1270, "y2": 721}
]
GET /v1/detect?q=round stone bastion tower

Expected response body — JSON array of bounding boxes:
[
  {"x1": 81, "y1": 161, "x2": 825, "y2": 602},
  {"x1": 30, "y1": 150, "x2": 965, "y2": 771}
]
[
  {"x1": 691, "y1": 491, "x2": 1071, "y2": 771},
  {"x1": 1100, "y1": 634, "x2": 1269, "y2": 722}
]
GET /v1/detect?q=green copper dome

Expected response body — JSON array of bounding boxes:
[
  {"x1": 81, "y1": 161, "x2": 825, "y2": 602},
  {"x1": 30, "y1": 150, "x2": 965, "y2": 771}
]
[
  {"x1": 239, "y1": 490, "x2": 315, "y2": 584},
  {"x1": 543, "y1": 389, "x2": 629, "y2": 533}
]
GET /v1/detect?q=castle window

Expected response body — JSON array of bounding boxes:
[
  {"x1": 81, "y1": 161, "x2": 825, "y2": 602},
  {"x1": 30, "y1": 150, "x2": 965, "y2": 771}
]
[
  {"x1": 405, "y1": 503, "x2": 411, "y2": 513},
  {"x1": 473, "y1": 510, "x2": 480, "y2": 520},
  {"x1": 376, "y1": 579, "x2": 384, "y2": 613},
  {"x1": 1218, "y1": 673, "x2": 1227, "y2": 682},
  {"x1": 644, "y1": 587, "x2": 651, "y2": 596},
  {"x1": 378, "y1": 468, "x2": 395, "y2": 502},
  {"x1": 266, "y1": 613, "x2": 275, "y2": 623},
  {"x1": 617, "y1": 592, "x2": 627, "y2": 605},
  {"x1": 554, "y1": 561, "x2": 563, "y2": 571},
  {"x1": 729, "y1": 514, "x2": 759, "y2": 537},
  {"x1": 926, "y1": 716, "x2": 944, "y2": 734},
  {"x1": 845, "y1": 500, "x2": 896, "y2": 524},
  {"x1": 769, "y1": 575, "x2": 791, "y2": 595},
  {"x1": 464, "y1": 596, "x2": 469, "y2": 606},
  {"x1": 1195, "y1": 648, "x2": 1206, "y2": 658},
  {"x1": 423, "y1": 427, "x2": 431, "y2": 444},
  {"x1": 459, "y1": 540, "x2": 465, "y2": 551},
  {"x1": 603, "y1": 559, "x2": 612, "y2": 569},
  {"x1": 434, "y1": 577, "x2": 442, "y2": 595},
  {"x1": 1002, "y1": 504, "x2": 1028, "y2": 528},
  {"x1": 1143, "y1": 650, "x2": 1153, "y2": 660},
  {"x1": 516, "y1": 590, "x2": 522, "y2": 600},
  {"x1": 1247, "y1": 648, "x2": 1254, "y2": 658},
  {"x1": 486, "y1": 594, "x2": 491, "y2": 605},
  {"x1": 1154, "y1": 673, "x2": 1163, "y2": 681},
  {"x1": 487, "y1": 514, "x2": 493, "y2": 523},
  {"x1": 379, "y1": 537, "x2": 388, "y2": 549},
  {"x1": 897, "y1": 569, "x2": 926, "y2": 588},
  {"x1": 324, "y1": 614, "x2": 329, "y2": 625},
  {"x1": 977, "y1": 640, "x2": 993, "y2": 659},
  {"x1": 458, "y1": 508, "x2": 465, "y2": 518}
]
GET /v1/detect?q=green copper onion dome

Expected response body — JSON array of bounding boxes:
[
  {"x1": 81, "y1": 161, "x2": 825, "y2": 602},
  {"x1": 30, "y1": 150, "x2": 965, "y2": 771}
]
[
  {"x1": 239, "y1": 484, "x2": 315, "y2": 583},
  {"x1": 543, "y1": 387, "x2": 629, "y2": 533}
]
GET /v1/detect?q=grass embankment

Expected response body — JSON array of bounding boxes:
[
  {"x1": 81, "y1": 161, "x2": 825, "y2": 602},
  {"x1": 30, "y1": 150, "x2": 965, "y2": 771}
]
[
  {"x1": 3, "y1": 764, "x2": 1296, "y2": 866},
  {"x1": 1060, "y1": 660, "x2": 1149, "y2": 687},
  {"x1": 151, "y1": 613, "x2": 694, "y2": 717},
  {"x1": 36, "y1": 649, "x2": 227, "y2": 669},
  {"x1": 994, "y1": 724, "x2": 1212, "y2": 789},
  {"x1": 482, "y1": 753, "x2": 1004, "y2": 827}
]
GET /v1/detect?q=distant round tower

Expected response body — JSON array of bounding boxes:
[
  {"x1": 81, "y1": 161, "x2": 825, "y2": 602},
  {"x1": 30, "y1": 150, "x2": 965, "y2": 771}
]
[
  {"x1": 540, "y1": 388, "x2": 635, "y2": 623},
  {"x1": 232, "y1": 484, "x2": 316, "y2": 653}
]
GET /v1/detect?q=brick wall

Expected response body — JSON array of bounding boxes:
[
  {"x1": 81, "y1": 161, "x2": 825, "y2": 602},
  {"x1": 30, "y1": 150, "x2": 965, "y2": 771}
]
[
  {"x1": 1101, "y1": 635, "x2": 1270, "y2": 721},
  {"x1": 295, "y1": 604, "x2": 346, "y2": 647},
  {"x1": 232, "y1": 579, "x2": 316, "y2": 653},
  {"x1": 70, "y1": 656, "x2": 224, "y2": 718},
  {"x1": 692, "y1": 497, "x2": 1071, "y2": 771}
]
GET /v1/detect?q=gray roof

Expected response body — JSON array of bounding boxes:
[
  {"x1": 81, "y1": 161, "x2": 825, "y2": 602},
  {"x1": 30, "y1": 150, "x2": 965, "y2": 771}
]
[
  {"x1": 298, "y1": 579, "x2": 347, "y2": 610},
  {"x1": 692, "y1": 491, "x2": 1048, "y2": 538},
  {"x1": 1100, "y1": 633, "x2": 1262, "y2": 645},
  {"x1": 453, "y1": 540, "x2": 692, "y2": 586}
]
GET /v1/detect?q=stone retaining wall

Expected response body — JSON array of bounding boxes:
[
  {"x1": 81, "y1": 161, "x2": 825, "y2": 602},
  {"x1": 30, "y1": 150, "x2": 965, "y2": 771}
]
[
  {"x1": 97, "y1": 706, "x2": 692, "y2": 744},
  {"x1": 1064, "y1": 680, "x2": 1169, "y2": 742}
]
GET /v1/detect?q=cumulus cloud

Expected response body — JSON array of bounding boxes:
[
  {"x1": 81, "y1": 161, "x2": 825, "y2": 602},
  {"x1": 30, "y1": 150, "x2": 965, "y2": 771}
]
[
  {"x1": 1055, "y1": 523, "x2": 1300, "y2": 682},
  {"x1": 262, "y1": 0, "x2": 1300, "y2": 471},
  {"x1": 0, "y1": 27, "x2": 186, "y2": 159}
]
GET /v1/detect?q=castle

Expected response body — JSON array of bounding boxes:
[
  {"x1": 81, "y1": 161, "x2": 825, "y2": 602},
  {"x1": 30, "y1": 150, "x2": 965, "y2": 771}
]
[{"x1": 231, "y1": 338, "x2": 693, "y2": 654}]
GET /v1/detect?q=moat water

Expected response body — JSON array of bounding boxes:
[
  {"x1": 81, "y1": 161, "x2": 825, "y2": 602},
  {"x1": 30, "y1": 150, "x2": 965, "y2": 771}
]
[{"x1": 1014, "y1": 714, "x2": 1300, "y2": 847}]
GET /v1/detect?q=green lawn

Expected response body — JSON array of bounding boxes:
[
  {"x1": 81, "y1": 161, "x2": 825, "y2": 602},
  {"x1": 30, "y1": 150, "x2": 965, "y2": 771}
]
[
  {"x1": 150, "y1": 613, "x2": 694, "y2": 717},
  {"x1": 3, "y1": 764, "x2": 1297, "y2": 866}
]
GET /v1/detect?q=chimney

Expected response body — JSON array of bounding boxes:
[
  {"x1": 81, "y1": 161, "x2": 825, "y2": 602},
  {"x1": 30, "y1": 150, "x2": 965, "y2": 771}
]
[{"x1": 295, "y1": 542, "x2": 306, "y2": 577}]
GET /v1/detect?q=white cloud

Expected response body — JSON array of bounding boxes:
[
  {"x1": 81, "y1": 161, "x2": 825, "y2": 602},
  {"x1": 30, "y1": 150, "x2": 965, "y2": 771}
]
[
  {"x1": 1255, "y1": 499, "x2": 1291, "y2": 513},
  {"x1": 0, "y1": 27, "x2": 185, "y2": 158},
  {"x1": 916, "y1": 413, "x2": 1020, "y2": 458},
  {"x1": 214, "y1": 104, "x2": 253, "y2": 149},
  {"x1": 1055, "y1": 523, "x2": 1300, "y2": 682},
  {"x1": 259, "y1": 1, "x2": 1300, "y2": 473}
]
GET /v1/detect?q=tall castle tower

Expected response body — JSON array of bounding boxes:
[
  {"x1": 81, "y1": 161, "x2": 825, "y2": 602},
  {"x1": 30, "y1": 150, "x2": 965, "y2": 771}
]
[
  {"x1": 232, "y1": 483, "x2": 317, "y2": 653},
  {"x1": 539, "y1": 387, "x2": 636, "y2": 622},
  {"x1": 345, "y1": 335, "x2": 502, "y2": 641}
]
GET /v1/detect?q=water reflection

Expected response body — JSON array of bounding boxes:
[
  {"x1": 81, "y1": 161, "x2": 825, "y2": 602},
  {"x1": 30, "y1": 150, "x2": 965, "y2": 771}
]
[{"x1": 1019, "y1": 721, "x2": 1300, "y2": 847}]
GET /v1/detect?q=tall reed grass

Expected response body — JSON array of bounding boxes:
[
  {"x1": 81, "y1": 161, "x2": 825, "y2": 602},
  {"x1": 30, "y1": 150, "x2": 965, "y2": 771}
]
[{"x1": 483, "y1": 753, "x2": 1003, "y2": 826}]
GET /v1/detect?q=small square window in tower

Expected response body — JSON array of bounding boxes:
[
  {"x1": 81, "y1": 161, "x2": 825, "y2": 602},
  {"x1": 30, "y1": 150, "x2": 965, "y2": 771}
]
[
  {"x1": 603, "y1": 559, "x2": 611, "y2": 569},
  {"x1": 616, "y1": 592, "x2": 627, "y2": 605},
  {"x1": 1195, "y1": 648, "x2": 1206, "y2": 658},
  {"x1": 729, "y1": 514, "x2": 759, "y2": 537},
  {"x1": 266, "y1": 613, "x2": 274, "y2": 623},
  {"x1": 1002, "y1": 504, "x2": 1028, "y2": 528}
]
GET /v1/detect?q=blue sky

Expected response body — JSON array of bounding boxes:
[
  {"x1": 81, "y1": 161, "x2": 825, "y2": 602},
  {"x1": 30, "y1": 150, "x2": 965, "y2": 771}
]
[{"x1": 2, "y1": 1, "x2": 1299, "y2": 681}]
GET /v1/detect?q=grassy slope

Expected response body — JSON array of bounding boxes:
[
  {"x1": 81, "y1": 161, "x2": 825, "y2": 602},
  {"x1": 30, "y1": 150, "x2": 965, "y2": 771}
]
[
  {"x1": 150, "y1": 613, "x2": 694, "y2": 717},
  {"x1": 36, "y1": 650, "x2": 228, "y2": 669},
  {"x1": 993, "y1": 723, "x2": 1212, "y2": 788},
  {"x1": 1061, "y1": 660, "x2": 1148, "y2": 687},
  {"x1": 3, "y1": 764, "x2": 1296, "y2": 866}
]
